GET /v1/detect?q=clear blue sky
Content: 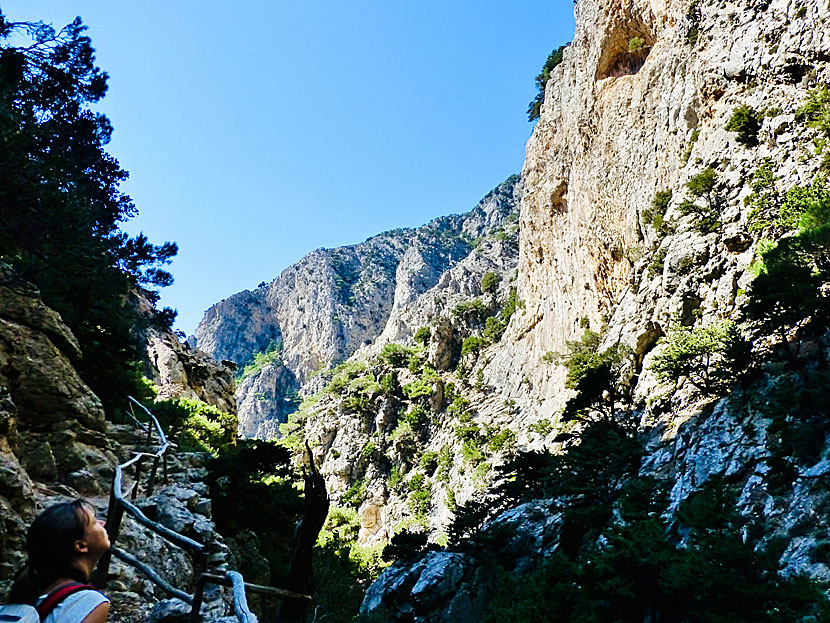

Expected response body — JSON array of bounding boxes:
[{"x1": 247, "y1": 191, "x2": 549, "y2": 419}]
[{"x1": 4, "y1": 1, "x2": 575, "y2": 334}]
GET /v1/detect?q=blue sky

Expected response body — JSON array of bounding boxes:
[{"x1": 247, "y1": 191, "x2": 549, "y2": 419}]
[{"x1": 4, "y1": 1, "x2": 575, "y2": 334}]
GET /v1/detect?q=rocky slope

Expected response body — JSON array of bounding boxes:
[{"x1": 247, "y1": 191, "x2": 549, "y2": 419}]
[{"x1": 192, "y1": 176, "x2": 522, "y2": 438}]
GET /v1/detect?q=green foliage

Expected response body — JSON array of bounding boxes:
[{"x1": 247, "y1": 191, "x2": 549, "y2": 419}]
[
  {"x1": 627, "y1": 36, "x2": 645, "y2": 53},
  {"x1": 455, "y1": 422, "x2": 486, "y2": 464},
  {"x1": 341, "y1": 478, "x2": 367, "y2": 508},
  {"x1": 379, "y1": 370, "x2": 399, "y2": 394},
  {"x1": 435, "y1": 445, "x2": 453, "y2": 482},
  {"x1": 527, "y1": 44, "x2": 568, "y2": 121},
  {"x1": 485, "y1": 427, "x2": 517, "y2": 454},
  {"x1": 449, "y1": 419, "x2": 642, "y2": 549},
  {"x1": 648, "y1": 247, "x2": 668, "y2": 277},
  {"x1": 239, "y1": 340, "x2": 281, "y2": 379},
  {"x1": 742, "y1": 195, "x2": 830, "y2": 364},
  {"x1": 481, "y1": 271, "x2": 501, "y2": 294},
  {"x1": 725, "y1": 104, "x2": 761, "y2": 146},
  {"x1": 0, "y1": 14, "x2": 178, "y2": 411},
  {"x1": 388, "y1": 465, "x2": 403, "y2": 490},
  {"x1": 324, "y1": 360, "x2": 368, "y2": 394},
  {"x1": 530, "y1": 418, "x2": 553, "y2": 435},
  {"x1": 642, "y1": 189, "x2": 673, "y2": 237},
  {"x1": 419, "y1": 451, "x2": 438, "y2": 474},
  {"x1": 413, "y1": 326, "x2": 431, "y2": 347},
  {"x1": 483, "y1": 286, "x2": 520, "y2": 342},
  {"x1": 797, "y1": 83, "x2": 830, "y2": 169},
  {"x1": 678, "y1": 167, "x2": 722, "y2": 232},
  {"x1": 562, "y1": 330, "x2": 633, "y2": 422},
  {"x1": 649, "y1": 321, "x2": 751, "y2": 396},
  {"x1": 378, "y1": 343, "x2": 419, "y2": 368},
  {"x1": 686, "y1": 0, "x2": 702, "y2": 45},
  {"x1": 406, "y1": 473, "x2": 432, "y2": 518},
  {"x1": 401, "y1": 404, "x2": 429, "y2": 429},
  {"x1": 461, "y1": 335, "x2": 489, "y2": 358},
  {"x1": 343, "y1": 373, "x2": 382, "y2": 415},
  {"x1": 682, "y1": 127, "x2": 700, "y2": 164},
  {"x1": 401, "y1": 366, "x2": 439, "y2": 400},
  {"x1": 150, "y1": 398, "x2": 237, "y2": 455},
  {"x1": 452, "y1": 298, "x2": 489, "y2": 324}
]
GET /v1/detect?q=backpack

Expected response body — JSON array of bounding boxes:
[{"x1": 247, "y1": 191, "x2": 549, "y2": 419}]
[{"x1": 0, "y1": 583, "x2": 98, "y2": 623}]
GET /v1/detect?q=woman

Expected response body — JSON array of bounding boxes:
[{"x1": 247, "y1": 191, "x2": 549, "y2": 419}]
[{"x1": 9, "y1": 499, "x2": 111, "y2": 623}]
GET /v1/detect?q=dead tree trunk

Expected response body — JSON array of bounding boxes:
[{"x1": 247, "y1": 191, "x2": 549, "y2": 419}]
[{"x1": 277, "y1": 444, "x2": 330, "y2": 623}]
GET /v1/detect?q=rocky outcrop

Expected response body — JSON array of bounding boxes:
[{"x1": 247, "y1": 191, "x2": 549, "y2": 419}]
[
  {"x1": 133, "y1": 293, "x2": 237, "y2": 414},
  {"x1": 0, "y1": 274, "x2": 116, "y2": 584},
  {"x1": 193, "y1": 176, "x2": 522, "y2": 438}
]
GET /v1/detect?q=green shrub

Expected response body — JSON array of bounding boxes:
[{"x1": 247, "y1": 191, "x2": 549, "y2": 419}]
[
  {"x1": 452, "y1": 298, "x2": 489, "y2": 324},
  {"x1": 679, "y1": 167, "x2": 722, "y2": 232},
  {"x1": 402, "y1": 404, "x2": 429, "y2": 428},
  {"x1": 642, "y1": 189, "x2": 673, "y2": 237},
  {"x1": 686, "y1": 0, "x2": 702, "y2": 45},
  {"x1": 486, "y1": 427, "x2": 517, "y2": 453},
  {"x1": 388, "y1": 465, "x2": 403, "y2": 490},
  {"x1": 342, "y1": 478, "x2": 367, "y2": 508},
  {"x1": 379, "y1": 370, "x2": 399, "y2": 394},
  {"x1": 562, "y1": 331, "x2": 632, "y2": 422},
  {"x1": 436, "y1": 445, "x2": 453, "y2": 482},
  {"x1": 649, "y1": 321, "x2": 751, "y2": 396},
  {"x1": 796, "y1": 83, "x2": 830, "y2": 168},
  {"x1": 402, "y1": 366, "x2": 439, "y2": 400},
  {"x1": 530, "y1": 418, "x2": 553, "y2": 435},
  {"x1": 413, "y1": 326, "x2": 431, "y2": 347},
  {"x1": 461, "y1": 335, "x2": 489, "y2": 358},
  {"x1": 378, "y1": 343, "x2": 418, "y2": 368},
  {"x1": 628, "y1": 36, "x2": 645, "y2": 53},
  {"x1": 239, "y1": 340, "x2": 282, "y2": 379},
  {"x1": 481, "y1": 271, "x2": 501, "y2": 294},
  {"x1": 648, "y1": 247, "x2": 668, "y2": 278},
  {"x1": 325, "y1": 361, "x2": 368, "y2": 394},
  {"x1": 725, "y1": 104, "x2": 760, "y2": 146},
  {"x1": 419, "y1": 451, "x2": 438, "y2": 474},
  {"x1": 150, "y1": 398, "x2": 237, "y2": 455},
  {"x1": 527, "y1": 44, "x2": 568, "y2": 121}
]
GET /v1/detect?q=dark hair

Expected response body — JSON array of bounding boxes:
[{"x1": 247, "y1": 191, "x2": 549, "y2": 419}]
[{"x1": 8, "y1": 499, "x2": 93, "y2": 604}]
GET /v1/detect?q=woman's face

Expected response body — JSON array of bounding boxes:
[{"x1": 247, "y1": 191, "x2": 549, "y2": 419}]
[{"x1": 79, "y1": 506, "x2": 110, "y2": 558}]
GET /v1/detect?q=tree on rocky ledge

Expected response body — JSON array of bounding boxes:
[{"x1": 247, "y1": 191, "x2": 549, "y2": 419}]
[{"x1": 0, "y1": 12, "x2": 177, "y2": 410}]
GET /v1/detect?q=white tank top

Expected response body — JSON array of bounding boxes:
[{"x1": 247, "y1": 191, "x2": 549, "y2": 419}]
[{"x1": 37, "y1": 590, "x2": 109, "y2": 623}]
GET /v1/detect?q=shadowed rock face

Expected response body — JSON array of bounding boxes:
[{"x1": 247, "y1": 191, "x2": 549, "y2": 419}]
[{"x1": 192, "y1": 176, "x2": 523, "y2": 438}]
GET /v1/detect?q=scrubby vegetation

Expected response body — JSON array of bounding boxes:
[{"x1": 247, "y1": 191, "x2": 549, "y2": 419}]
[
  {"x1": 649, "y1": 321, "x2": 751, "y2": 396},
  {"x1": 527, "y1": 44, "x2": 568, "y2": 121},
  {"x1": 725, "y1": 104, "x2": 761, "y2": 146}
]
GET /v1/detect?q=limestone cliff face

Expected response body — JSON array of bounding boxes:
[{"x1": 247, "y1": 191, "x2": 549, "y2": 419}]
[
  {"x1": 487, "y1": 0, "x2": 829, "y2": 418},
  {"x1": 132, "y1": 293, "x2": 237, "y2": 415},
  {"x1": 193, "y1": 176, "x2": 522, "y2": 438}
]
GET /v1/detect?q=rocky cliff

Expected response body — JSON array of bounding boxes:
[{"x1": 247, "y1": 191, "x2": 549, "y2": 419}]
[{"x1": 192, "y1": 176, "x2": 522, "y2": 438}]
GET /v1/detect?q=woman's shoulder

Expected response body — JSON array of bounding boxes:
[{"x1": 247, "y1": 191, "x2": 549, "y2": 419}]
[{"x1": 44, "y1": 589, "x2": 109, "y2": 623}]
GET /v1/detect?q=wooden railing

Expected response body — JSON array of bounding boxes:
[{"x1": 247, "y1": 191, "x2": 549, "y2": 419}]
[{"x1": 92, "y1": 397, "x2": 310, "y2": 623}]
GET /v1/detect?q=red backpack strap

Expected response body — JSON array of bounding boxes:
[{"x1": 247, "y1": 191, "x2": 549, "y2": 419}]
[{"x1": 36, "y1": 584, "x2": 97, "y2": 620}]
